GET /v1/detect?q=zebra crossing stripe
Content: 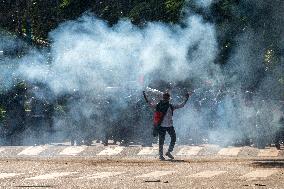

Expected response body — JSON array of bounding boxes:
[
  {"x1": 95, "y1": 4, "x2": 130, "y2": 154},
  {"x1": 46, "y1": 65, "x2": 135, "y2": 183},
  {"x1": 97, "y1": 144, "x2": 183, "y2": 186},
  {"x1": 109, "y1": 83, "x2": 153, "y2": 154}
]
[
  {"x1": 188, "y1": 171, "x2": 226, "y2": 178},
  {"x1": 0, "y1": 148, "x2": 5, "y2": 153},
  {"x1": 135, "y1": 171, "x2": 175, "y2": 178},
  {"x1": 137, "y1": 147, "x2": 158, "y2": 155},
  {"x1": 218, "y1": 147, "x2": 241, "y2": 156},
  {"x1": 258, "y1": 148, "x2": 279, "y2": 157},
  {"x1": 241, "y1": 170, "x2": 278, "y2": 179},
  {"x1": 177, "y1": 146, "x2": 203, "y2": 156},
  {"x1": 78, "y1": 172, "x2": 124, "y2": 179},
  {"x1": 98, "y1": 147, "x2": 124, "y2": 156},
  {"x1": 59, "y1": 146, "x2": 86, "y2": 156},
  {"x1": 25, "y1": 172, "x2": 76, "y2": 180},
  {"x1": 18, "y1": 146, "x2": 48, "y2": 156},
  {"x1": 0, "y1": 173, "x2": 22, "y2": 179}
]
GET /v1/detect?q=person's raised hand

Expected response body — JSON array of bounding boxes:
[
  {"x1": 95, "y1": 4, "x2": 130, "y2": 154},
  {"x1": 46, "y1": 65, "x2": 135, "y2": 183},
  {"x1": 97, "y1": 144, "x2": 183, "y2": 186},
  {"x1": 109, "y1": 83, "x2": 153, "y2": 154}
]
[{"x1": 186, "y1": 91, "x2": 193, "y2": 99}]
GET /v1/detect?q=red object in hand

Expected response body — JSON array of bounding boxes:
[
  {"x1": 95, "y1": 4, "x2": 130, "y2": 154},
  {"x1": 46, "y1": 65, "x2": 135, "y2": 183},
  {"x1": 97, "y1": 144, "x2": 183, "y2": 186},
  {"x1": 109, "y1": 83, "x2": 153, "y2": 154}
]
[{"x1": 153, "y1": 112, "x2": 164, "y2": 127}]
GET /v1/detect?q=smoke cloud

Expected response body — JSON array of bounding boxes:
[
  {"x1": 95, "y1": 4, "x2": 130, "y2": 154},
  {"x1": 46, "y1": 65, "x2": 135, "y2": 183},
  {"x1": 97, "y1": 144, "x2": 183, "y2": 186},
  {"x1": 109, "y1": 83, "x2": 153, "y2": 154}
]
[
  {"x1": 18, "y1": 14, "x2": 218, "y2": 94},
  {"x1": 193, "y1": 0, "x2": 214, "y2": 8}
]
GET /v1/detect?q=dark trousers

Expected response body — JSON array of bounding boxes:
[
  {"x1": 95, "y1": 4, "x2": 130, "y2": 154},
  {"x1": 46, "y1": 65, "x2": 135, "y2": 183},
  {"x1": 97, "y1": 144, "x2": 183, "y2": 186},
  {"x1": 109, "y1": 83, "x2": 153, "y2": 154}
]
[{"x1": 158, "y1": 126, "x2": 176, "y2": 156}]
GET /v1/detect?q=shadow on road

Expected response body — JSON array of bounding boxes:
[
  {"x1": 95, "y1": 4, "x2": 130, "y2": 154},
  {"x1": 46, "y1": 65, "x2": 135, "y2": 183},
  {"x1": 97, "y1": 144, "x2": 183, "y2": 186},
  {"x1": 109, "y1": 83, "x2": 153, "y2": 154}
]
[
  {"x1": 14, "y1": 186, "x2": 54, "y2": 188},
  {"x1": 166, "y1": 159, "x2": 186, "y2": 163},
  {"x1": 251, "y1": 160, "x2": 284, "y2": 168}
]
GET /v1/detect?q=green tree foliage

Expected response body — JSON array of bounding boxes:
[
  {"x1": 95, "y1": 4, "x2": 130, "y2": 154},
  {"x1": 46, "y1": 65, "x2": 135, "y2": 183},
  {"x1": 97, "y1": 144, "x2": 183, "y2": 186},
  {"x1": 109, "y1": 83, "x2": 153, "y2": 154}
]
[
  {"x1": 0, "y1": 106, "x2": 5, "y2": 122},
  {"x1": 29, "y1": 0, "x2": 60, "y2": 39},
  {"x1": 210, "y1": 0, "x2": 242, "y2": 65},
  {"x1": 164, "y1": 0, "x2": 184, "y2": 23},
  {"x1": 93, "y1": 0, "x2": 126, "y2": 25},
  {"x1": 59, "y1": 0, "x2": 93, "y2": 20},
  {"x1": 60, "y1": 0, "x2": 72, "y2": 8},
  {"x1": 0, "y1": 0, "x2": 187, "y2": 40},
  {"x1": 0, "y1": 0, "x2": 282, "y2": 75},
  {"x1": 129, "y1": 2, "x2": 152, "y2": 24}
]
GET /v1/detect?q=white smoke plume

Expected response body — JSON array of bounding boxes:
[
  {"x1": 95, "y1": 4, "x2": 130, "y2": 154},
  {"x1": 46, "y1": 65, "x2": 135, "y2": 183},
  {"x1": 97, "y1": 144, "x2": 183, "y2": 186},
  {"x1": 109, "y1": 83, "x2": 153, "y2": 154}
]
[
  {"x1": 193, "y1": 0, "x2": 214, "y2": 8},
  {"x1": 19, "y1": 14, "x2": 218, "y2": 94}
]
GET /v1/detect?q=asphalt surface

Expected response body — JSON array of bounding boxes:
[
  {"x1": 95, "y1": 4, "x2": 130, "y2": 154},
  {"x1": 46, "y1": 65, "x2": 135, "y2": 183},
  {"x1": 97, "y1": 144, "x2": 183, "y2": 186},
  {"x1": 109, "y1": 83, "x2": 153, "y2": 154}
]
[{"x1": 0, "y1": 143, "x2": 283, "y2": 188}]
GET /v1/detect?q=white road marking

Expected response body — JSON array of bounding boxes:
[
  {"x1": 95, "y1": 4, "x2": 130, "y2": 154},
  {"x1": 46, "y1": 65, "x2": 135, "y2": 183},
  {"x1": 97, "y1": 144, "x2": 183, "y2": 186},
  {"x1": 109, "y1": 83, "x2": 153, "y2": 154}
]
[
  {"x1": 177, "y1": 146, "x2": 203, "y2": 156},
  {"x1": 25, "y1": 172, "x2": 76, "y2": 180},
  {"x1": 59, "y1": 146, "x2": 86, "y2": 156},
  {"x1": 0, "y1": 173, "x2": 22, "y2": 179},
  {"x1": 241, "y1": 170, "x2": 278, "y2": 179},
  {"x1": 136, "y1": 171, "x2": 175, "y2": 178},
  {"x1": 217, "y1": 147, "x2": 241, "y2": 156},
  {"x1": 137, "y1": 147, "x2": 158, "y2": 155},
  {"x1": 0, "y1": 148, "x2": 5, "y2": 153},
  {"x1": 78, "y1": 172, "x2": 124, "y2": 179},
  {"x1": 258, "y1": 148, "x2": 279, "y2": 157},
  {"x1": 98, "y1": 147, "x2": 124, "y2": 156},
  {"x1": 18, "y1": 146, "x2": 47, "y2": 156},
  {"x1": 188, "y1": 171, "x2": 226, "y2": 178}
]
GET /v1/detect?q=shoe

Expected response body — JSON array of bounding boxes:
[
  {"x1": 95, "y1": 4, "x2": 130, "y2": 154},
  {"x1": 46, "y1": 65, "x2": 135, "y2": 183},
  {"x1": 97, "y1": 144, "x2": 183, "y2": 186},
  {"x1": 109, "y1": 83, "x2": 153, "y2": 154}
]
[
  {"x1": 275, "y1": 143, "x2": 281, "y2": 150},
  {"x1": 71, "y1": 140, "x2": 75, "y2": 146},
  {"x1": 159, "y1": 156, "x2": 165, "y2": 161},
  {"x1": 103, "y1": 142, "x2": 108, "y2": 146},
  {"x1": 165, "y1": 152, "x2": 174, "y2": 159}
]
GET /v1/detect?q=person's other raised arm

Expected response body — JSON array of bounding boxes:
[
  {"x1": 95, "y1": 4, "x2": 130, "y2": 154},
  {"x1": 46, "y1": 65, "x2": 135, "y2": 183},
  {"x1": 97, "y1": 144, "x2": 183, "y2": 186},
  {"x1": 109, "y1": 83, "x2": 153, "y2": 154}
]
[
  {"x1": 143, "y1": 91, "x2": 156, "y2": 109},
  {"x1": 143, "y1": 90, "x2": 149, "y2": 103},
  {"x1": 145, "y1": 87, "x2": 163, "y2": 100},
  {"x1": 173, "y1": 91, "x2": 192, "y2": 110}
]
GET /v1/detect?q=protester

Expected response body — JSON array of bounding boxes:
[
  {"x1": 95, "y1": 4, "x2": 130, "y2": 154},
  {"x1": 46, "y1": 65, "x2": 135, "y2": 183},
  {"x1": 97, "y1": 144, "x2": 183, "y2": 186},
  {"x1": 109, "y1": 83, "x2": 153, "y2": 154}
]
[
  {"x1": 143, "y1": 89, "x2": 191, "y2": 160},
  {"x1": 274, "y1": 104, "x2": 284, "y2": 150},
  {"x1": 5, "y1": 86, "x2": 26, "y2": 145}
]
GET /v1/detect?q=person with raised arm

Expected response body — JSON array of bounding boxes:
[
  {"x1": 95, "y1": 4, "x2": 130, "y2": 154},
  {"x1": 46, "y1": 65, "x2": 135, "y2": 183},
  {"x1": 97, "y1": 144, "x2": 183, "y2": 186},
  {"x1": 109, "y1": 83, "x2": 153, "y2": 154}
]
[{"x1": 143, "y1": 89, "x2": 192, "y2": 160}]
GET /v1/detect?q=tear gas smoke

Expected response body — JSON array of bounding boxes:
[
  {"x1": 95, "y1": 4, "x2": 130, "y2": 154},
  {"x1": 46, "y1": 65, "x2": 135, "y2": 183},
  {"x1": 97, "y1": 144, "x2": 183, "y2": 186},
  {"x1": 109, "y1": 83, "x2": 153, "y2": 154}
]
[
  {"x1": 192, "y1": 0, "x2": 213, "y2": 8},
  {"x1": 0, "y1": 1, "x2": 283, "y2": 146},
  {"x1": 0, "y1": 33, "x2": 23, "y2": 91}
]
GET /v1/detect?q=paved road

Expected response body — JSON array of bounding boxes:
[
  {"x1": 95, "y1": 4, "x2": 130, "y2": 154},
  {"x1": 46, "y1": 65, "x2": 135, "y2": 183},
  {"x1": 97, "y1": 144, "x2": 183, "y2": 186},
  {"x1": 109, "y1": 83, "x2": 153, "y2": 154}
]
[
  {"x1": 0, "y1": 144, "x2": 283, "y2": 188},
  {"x1": 1, "y1": 157, "x2": 284, "y2": 188}
]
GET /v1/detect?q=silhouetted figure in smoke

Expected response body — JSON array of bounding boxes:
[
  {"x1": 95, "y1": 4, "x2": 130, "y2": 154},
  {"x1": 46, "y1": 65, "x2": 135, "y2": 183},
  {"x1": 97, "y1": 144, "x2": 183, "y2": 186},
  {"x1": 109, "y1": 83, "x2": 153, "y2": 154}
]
[
  {"x1": 134, "y1": 99, "x2": 153, "y2": 146},
  {"x1": 274, "y1": 104, "x2": 284, "y2": 150},
  {"x1": 83, "y1": 101, "x2": 96, "y2": 146},
  {"x1": 254, "y1": 100, "x2": 275, "y2": 149},
  {"x1": 101, "y1": 99, "x2": 111, "y2": 146},
  {"x1": 0, "y1": 93, "x2": 7, "y2": 145},
  {"x1": 116, "y1": 96, "x2": 138, "y2": 146},
  {"x1": 240, "y1": 98, "x2": 256, "y2": 146},
  {"x1": 4, "y1": 85, "x2": 26, "y2": 145},
  {"x1": 143, "y1": 90, "x2": 191, "y2": 160},
  {"x1": 28, "y1": 84, "x2": 54, "y2": 145},
  {"x1": 101, "y1": 98, "x2": 119, "y2": 146},
  {"x1": 275, "y1": 117, "x2": 284, "y2": 150},
  {"x1": 67, "y1": 91, "x2": 85, "y2": 146},
  {"x1": 116, "y1": 117, "x2": 131, "y2": 146},
  {"x1": 92, "y1": 98, "x2": 108, "y2": 145}
]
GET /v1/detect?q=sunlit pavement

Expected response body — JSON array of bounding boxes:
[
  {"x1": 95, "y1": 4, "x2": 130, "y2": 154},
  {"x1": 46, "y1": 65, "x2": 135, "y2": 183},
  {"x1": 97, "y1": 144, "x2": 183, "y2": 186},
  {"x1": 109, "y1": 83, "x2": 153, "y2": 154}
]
[
  {"x1": 0, "y1": 143, "x2": 284, "y2": 188},
  {"x1": 1, "y1": 156, "x2": 284, "y2": 188}
]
